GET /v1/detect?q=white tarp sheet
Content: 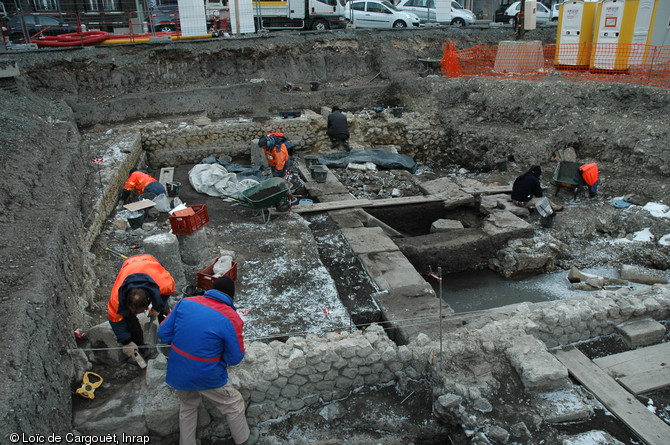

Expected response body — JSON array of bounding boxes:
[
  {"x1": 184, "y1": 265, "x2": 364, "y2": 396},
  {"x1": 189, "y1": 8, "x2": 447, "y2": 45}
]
[{"x1": 188, "y1": 164, "x2": 258, "y2": 198}]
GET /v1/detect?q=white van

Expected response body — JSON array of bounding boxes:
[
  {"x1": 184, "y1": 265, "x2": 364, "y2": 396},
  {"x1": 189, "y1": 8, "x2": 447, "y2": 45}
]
[{"x1": 396, "y1": 0, "x2": 476, "y2": 26}]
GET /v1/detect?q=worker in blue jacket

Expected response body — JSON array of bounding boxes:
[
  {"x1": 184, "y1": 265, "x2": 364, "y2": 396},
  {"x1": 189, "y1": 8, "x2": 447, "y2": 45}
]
[{"x1": 158, "y1": 277, "x2": 258, "y2": 445}]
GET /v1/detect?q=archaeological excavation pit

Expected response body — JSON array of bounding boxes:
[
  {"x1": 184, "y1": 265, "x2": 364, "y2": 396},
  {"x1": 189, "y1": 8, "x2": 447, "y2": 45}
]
[{"x1": 2, "y1": 28, "x2": 670, "y2": 444}]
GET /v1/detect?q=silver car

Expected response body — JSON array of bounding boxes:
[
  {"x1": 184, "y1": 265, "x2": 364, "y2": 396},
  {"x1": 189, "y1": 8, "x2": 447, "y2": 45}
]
[
  {"x1": 396, "y1": 0, "x2": 476, "y2": 26},
  {"x1": 345, "y1": 0, "x2": 421, "y2": 28}
]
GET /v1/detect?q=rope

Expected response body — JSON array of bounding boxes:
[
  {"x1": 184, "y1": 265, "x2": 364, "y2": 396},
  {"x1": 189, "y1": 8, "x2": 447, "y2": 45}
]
[{"x1": 65, "y1": 308, "x2": 490, "y2": 354}]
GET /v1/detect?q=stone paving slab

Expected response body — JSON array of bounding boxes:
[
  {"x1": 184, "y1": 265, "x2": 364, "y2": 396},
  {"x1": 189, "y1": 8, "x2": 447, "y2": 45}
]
[
  {"x1": 373, "y1": 285, "x2": 448, "y2": 343},
  {"x1": 481, "y1": 210, "x2": 534, "y2": 237},
  {"x1": 615, "y1": 317, "x2": 666, "y2": 348},
  {"x1": 341, "y1": 227, "x2": 399, "y2": 255},
  {"x1": 359, "y1": 250, "x2": 431, "y2": 291}
]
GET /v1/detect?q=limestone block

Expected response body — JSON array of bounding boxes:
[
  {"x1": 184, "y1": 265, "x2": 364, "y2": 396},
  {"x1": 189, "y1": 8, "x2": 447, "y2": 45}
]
[
  {"x1": 430, "y1": 219, "x2": 464, "y2": 233},
  {"x1": 620, "y1": 264, "x2": 669, "y2": 285},
  {"x1": 85, "y1": 321, "x2": 125, "y2": 364},
  {"x1": 281, "y1": 384, "x2": 299, "y2": 398},
  {"x1": 335, "y1": 376, "x2": 353, "y2": 388},
  {"x1": 145, "y1": 353, "x2": 167, "y2": 387},
  {"x1": 289, "y1": 374, "x2": 309, "y2": 386},
  {"x1": 143, "y1": 232, "x2": 186, "y2": 291},
  {"x1": 505, "y1": 335, "x2": 570, "y2": 391},
  {"x1": 288, "y1": 349, "x2": 307, "y2": 369},
  {"x1": 615, "y1": 317, "x2": 666, "y2": 348},
  {"x1": 533, "y1": 388, "x2": 593, "y2": 423}
]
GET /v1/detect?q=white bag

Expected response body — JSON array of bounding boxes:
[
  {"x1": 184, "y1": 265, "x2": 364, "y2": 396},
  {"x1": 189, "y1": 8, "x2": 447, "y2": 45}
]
[
  {"x1": 213, "y1": 255, "x2": 233, "y2": 276},
  {"x1": 152, "y1": 194, "x2": 171, "y2": 212}
]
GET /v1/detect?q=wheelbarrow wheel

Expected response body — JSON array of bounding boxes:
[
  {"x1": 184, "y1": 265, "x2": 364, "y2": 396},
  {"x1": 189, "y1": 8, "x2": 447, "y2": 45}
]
[{"x1": 275, "y1": 197, "x2": 291, "y2": 213}]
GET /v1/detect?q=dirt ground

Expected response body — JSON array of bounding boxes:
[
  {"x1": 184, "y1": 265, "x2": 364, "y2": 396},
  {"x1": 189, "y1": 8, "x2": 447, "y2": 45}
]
[{"x1": 1, "y1": 26, "x2": 669, "y2": 443}]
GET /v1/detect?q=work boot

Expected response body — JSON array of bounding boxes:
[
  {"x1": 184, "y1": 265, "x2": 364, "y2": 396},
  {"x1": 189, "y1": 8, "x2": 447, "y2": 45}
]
[{"x1": 238, "y1": 427, "x2": 259, "y2": 445}]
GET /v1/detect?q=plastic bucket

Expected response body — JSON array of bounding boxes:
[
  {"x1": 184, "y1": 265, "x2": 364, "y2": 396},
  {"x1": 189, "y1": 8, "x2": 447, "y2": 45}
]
[
  {"x1": 127, "y1": 211, "x2": 145, "y2": 229},
  {"x1": 166, "y1": 181, "x2": 181, "y2": 198},
  {"x1": 304, "y1": 155, "x2": 319, "y2": 168},
  {"x1": 310, "y1": 165, "x2": 328, "y2": 183}
]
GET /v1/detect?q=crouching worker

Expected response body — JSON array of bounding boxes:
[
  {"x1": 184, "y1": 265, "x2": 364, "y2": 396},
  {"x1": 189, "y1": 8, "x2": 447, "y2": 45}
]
[
  {"x1": 576, "y1": 162, "x2": 599, "y2": 198},
  {"x1": 511, "y1": 165, "x2": 562, "y2": 212},
  {"x1": 107, "y1": 254, "x2": 175, "y2": 364},
  {"x1": 119, "y1": 169, "x2": 166, "y2": 204},
  {"x1": 258, "y1": 132, "x2": 293, "y2": 178},
  {"x1": 158, "y1": 277, "x2": 259, "y2": 445}
]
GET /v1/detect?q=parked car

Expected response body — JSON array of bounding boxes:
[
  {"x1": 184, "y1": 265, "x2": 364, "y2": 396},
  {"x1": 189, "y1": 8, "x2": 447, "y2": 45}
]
[
  {"x1": 494, "y1": 1, "x2": 550, "y2": 25},
  {"x1": 551, "y1": 2, "x2": 561, "y2": 22},
  {"x1": 396, "y1": 0, "x2": 476, "y2": 27},
  {"x1": 345, "y1": 0, "x2": 421, "y2": 29},
  {"x1": 148, "y1": 4, "x2": 179, "y2": 32},
  {"x1": 6, "y1": 13, "x2": 84, "y2": 43}
]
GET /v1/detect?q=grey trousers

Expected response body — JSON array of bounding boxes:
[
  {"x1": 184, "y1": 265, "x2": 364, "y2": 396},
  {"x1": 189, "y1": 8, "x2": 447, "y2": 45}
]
[{"x1": 176, "y1": 383, "x2": 250, "y2": 445}]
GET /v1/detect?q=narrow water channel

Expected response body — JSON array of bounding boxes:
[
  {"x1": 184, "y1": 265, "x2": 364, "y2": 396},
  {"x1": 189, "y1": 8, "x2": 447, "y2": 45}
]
[{"x1": 430, "y1": 268, "x2": 641, "y2": 314}]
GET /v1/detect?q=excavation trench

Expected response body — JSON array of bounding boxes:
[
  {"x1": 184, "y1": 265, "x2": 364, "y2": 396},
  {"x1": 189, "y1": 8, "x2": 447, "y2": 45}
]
[{"x1": 2, "y1": 29, "x2": 670, "y2": 444}]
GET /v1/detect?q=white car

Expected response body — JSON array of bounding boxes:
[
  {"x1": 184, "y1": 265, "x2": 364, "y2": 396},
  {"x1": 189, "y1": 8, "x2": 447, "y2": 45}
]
[
  {"x1": 345, "y1": 0, "x2": 421, "y2": 28},
  {"x1": 396, "y1": 0, "x2": 476, "y2": 27},
  {"x1": 502, "y1": 1, "x2": 551, "y2": 25},
  {"x1": 551, "y1": 2, "x2": 561, "y2": 22}
]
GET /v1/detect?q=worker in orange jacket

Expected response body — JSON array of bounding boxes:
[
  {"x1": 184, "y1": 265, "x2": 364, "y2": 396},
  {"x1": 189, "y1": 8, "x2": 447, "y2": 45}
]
[
  {"x1": 258, "y1": 132, "x2": 293, "y2": 178},
  {"x1": 119, "y1": 169, "x2": 166, "y2": 204},
  {"x1": 577, "y1": 162, "x2": 599, "y2": 198},
  {"x1": 107, "y1": 254, "x2": 175, "y2": 361}
]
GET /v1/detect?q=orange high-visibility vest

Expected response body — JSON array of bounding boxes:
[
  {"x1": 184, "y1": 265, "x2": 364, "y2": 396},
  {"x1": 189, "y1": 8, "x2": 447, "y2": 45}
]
[
  {"x1": 123, "y1": 171, "x2": 158, "y2": 194},
  {"x1": 107, "y1": 255, "x2": 175, "y2": 322},
  {"x1": 264, "y1": 133, "x2": 290, "y2": 170},
  {"x1": 579, "y1": 163, "x2": 599, "y2": 186}
]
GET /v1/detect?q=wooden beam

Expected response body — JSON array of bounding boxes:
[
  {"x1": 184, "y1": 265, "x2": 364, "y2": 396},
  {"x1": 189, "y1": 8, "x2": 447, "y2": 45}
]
[
  {"x1": 292, "y1": 195, "x2": 448, "y2": 214},
  {"x1": 292, "y1": 199, "x2": 373, "y2": 214},
  {"x1": 553, "y1": 346, "x2": 670, "y2": 445}
]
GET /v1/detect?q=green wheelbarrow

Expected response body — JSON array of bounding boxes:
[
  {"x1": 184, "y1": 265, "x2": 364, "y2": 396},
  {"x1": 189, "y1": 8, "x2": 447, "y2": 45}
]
[{"x1": 224, "y1": 177, "x2": 291, "y2": 223}]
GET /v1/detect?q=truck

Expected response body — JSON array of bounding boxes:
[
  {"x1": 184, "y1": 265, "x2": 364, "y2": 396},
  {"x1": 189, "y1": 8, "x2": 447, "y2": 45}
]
[{"x1": 247, "y1": 0, "x2": 347, "y2": 31}]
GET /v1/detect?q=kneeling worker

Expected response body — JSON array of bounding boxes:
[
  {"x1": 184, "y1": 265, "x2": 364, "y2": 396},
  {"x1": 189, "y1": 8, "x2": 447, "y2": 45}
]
[
  {"x1": 107, "y1": 254, "x2": 175, "y2": 364},
  {"x1": 511, "y1": 165, "x2": 562, "y2": 212},
  {"x1": 119, "y1": 169, "x2": 166, "y2": 204}
]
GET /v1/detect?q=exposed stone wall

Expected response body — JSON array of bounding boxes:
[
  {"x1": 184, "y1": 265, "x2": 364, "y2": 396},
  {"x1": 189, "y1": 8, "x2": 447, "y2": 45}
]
[{"x1": 140, "y1": 109, "x2": 442, "y2": 168}]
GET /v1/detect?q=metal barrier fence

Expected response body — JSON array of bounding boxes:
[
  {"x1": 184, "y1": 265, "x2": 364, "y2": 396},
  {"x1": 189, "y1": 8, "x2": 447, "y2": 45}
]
[
  {"x1": 1, "y1": 9, "x2": 229, "y2": 50},
  {"x1": 441, "y1": 42, "x2": 670, "y2": 90}
]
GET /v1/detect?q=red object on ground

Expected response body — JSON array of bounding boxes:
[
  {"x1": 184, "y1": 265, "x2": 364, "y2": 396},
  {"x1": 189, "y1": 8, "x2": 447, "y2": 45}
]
[
  {"x1": 197, "y1": 259, "x2": 238, "y2": 290},
  {"x1": 169, "y1": 204, "x2": 209, "y2": 235},
  {"x1": 35, "y1": 31, "x2": 110, "y2": 47}
]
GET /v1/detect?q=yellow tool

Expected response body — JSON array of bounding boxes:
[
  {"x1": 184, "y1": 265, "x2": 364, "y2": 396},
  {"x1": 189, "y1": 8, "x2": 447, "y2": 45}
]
[{"x1": 76, "y1": 372, "x2": 104, "y2": 399}]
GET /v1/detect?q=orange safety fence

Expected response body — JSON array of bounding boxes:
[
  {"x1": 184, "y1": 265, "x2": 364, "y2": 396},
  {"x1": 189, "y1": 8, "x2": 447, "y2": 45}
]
[{"x1": 441, "y1": 42, "x2": 670, "y2": 90}]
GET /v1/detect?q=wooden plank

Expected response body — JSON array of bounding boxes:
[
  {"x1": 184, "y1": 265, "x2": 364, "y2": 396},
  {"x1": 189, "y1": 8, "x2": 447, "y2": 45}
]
[
  {"x1": 553, "y1": 346, "x2": 670, "y2": 445},
  {"x1": 292, "y1": 194, "x2": 447, "y2": 214},
  {"x1": 594, "y1": 342, "x2": 670, "y2": 374},
  {"x1": 619, "y1": 368, "x2": 670, "y2": 395},
  {"x1": 366, "y1": 195, "x2": 446, "y2": 207},
  {"x1": 593, "y1": 343, "x2": 670, "y2": 394},
  {"x1": 123, "y1": 200, "x2": 155, "y2": 211},
  {"x1": 292, "y1": 199, "x2": 373, "y2": 214},
  {"x1": 158, "y1": 167, "x2": 174, "y2": 187}
]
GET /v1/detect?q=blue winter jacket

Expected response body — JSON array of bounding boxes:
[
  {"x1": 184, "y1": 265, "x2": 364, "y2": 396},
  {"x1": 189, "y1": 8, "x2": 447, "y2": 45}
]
[{"x1": 158, "y1": 289, "x2": 245, "y2": 391}]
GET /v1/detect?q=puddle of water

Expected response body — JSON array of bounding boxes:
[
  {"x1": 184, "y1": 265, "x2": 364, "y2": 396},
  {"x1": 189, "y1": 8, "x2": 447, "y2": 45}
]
[{"x1": 429, "y1": 268, "x2": 645, "y2": 314}]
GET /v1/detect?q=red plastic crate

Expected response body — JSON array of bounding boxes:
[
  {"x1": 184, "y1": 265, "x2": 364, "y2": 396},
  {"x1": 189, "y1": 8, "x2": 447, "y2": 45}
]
[
  {"x1": 197, "y1": 258, "x2": 238, "y2": 290},
  {"x1": 169, "y1": 204, "x2": 209, "y2": 235}
]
